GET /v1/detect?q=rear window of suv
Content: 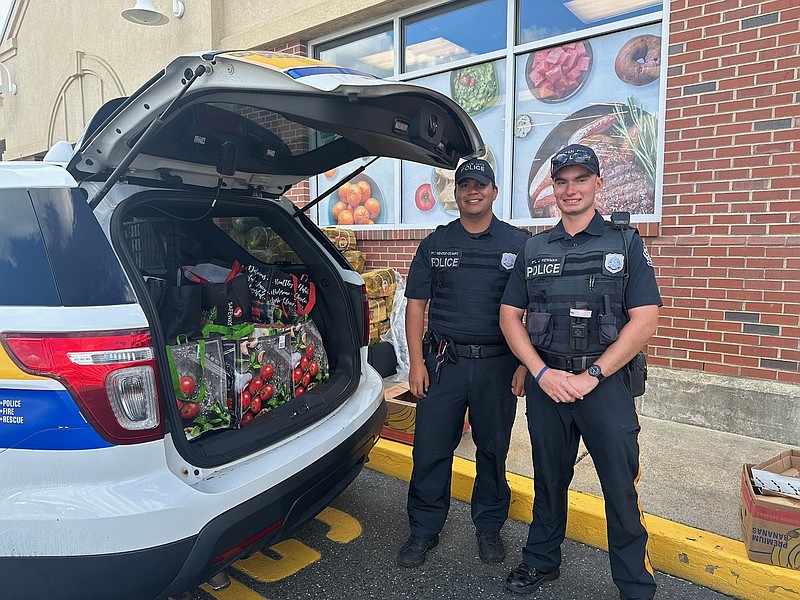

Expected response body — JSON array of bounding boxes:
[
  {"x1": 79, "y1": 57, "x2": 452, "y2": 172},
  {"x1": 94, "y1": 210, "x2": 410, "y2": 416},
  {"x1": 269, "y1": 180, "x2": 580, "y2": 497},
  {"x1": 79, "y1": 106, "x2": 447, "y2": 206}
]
[{"x1": 0, "y1": 187, "x2": 135, "y2": 307}]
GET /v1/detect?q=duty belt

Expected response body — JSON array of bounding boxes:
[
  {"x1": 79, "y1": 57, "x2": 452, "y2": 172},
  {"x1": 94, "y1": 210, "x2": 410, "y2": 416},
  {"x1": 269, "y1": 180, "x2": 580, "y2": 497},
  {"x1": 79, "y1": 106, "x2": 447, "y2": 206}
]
[
  {"x1": 454, "y1": 343, "x2": 510, "y2": 359},
  {"x1": 537, "y1": 350, "x2": 602, "y2": 373}
]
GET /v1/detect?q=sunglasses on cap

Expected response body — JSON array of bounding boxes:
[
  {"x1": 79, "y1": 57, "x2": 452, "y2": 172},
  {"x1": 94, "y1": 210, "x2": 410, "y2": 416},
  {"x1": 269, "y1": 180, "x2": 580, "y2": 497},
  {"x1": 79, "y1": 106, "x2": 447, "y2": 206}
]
[{"x1": 552, "y1": 149, "x2": 596, "y2": 167}]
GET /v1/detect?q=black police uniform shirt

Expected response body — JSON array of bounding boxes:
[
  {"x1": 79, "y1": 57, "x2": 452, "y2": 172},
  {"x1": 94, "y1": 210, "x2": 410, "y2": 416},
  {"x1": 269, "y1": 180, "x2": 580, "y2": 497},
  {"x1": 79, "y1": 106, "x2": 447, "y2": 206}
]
[
  {"x1": 501, "y1": 211, "x2": 661, "y2": 316},
  {"x1": 406, "y1": 216, "x2": 531, "y2": 346}
]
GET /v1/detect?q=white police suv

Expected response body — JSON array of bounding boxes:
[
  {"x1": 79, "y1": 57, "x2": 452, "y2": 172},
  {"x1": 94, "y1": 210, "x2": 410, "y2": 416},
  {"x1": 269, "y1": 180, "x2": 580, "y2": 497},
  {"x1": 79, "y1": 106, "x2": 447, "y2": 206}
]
[{"x1": 0, "y1": 51, "x2": 482, "y2": 600}]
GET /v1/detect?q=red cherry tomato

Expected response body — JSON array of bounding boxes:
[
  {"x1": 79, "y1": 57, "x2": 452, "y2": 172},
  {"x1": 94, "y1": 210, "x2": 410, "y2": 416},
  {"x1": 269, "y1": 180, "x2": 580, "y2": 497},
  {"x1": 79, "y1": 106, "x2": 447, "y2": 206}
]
[
  {"x1": 302, "y1": 372, "x2": 311, "y2": 389},
  {"x1": 305, "y1": 343, "x2": 315, "y2": 358},
  {"x1": 309, "y1": 361, "x2": 319, "y2": 377},
  {"x1": 261, "y1": 363, "x2": 275, "y2": 380},
  {"x1": 415, "y1": 183, "x2": 435, "y2": 211},
  {"x1": 239, "y1": 391, "x2": 251, "y2": 413},
  {"x1": 250, "y1": 396, "x2": 262, "y2": 415},
  {"x1": 260, "y1": 383, "x2": 274, "y2": 401},
  {"x1": 179, "y1": 401, "x2": 200, "y2": 420},
  {"x1": 300, "y1": 356, "x2": 310, "y2": 373},
  {"x1": 295, "y1": 385, "x2": 306, "y2": 397},
  {"x1": 179, "y1": 376, "x2": 196, "y2": 397},
  {"x1": 241, "y1": 412, "x2": 254, "y2": 424},
  {"x1": 292, "y1": 367, "x2": 304, "y2": 385}
]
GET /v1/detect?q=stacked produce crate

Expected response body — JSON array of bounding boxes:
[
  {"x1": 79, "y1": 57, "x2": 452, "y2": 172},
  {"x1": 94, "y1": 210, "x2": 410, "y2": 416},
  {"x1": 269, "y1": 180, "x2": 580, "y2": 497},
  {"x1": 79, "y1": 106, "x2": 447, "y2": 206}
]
[{"x1": 321, "y1": 228, "x2": 397, "y2": 347}]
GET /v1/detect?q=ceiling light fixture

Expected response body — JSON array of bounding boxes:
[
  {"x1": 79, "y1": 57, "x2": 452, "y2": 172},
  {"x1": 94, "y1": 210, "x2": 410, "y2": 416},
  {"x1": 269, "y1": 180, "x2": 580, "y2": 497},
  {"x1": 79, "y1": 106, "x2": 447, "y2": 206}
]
[
  {"x1": 121, "y1": 0, "x2": 185, "y2": 26},
  {"x1": 563, "y1": 0, "x2": 660, "y2": 24}
]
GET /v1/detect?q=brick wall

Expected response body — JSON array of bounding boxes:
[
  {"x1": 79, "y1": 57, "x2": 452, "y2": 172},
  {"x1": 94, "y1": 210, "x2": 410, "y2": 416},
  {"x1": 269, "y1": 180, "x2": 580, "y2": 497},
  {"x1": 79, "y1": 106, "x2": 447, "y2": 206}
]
[{"x1": 658, "y1": 0, "x2": 800, "y2": 384}]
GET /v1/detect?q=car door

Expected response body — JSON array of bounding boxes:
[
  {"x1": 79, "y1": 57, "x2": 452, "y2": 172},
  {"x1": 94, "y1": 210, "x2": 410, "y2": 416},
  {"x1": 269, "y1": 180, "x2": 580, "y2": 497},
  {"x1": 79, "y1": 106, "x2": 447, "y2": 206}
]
[{"x1": 65, "y1": 51, "x2": 484, "y2": 199}]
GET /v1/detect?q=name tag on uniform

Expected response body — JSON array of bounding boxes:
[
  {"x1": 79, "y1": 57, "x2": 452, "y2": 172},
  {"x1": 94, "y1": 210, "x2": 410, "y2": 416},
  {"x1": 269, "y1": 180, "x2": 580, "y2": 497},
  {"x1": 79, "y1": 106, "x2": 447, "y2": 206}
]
[
  {"x1": 525, "y1": 256, "x2": 563, "y2": 278},
  {"x1": 570, "y1": 308, "x2": 593, "y2": 318},
  {"x1": 430, "y1": 250, "x2": 461, "y2": 268}
]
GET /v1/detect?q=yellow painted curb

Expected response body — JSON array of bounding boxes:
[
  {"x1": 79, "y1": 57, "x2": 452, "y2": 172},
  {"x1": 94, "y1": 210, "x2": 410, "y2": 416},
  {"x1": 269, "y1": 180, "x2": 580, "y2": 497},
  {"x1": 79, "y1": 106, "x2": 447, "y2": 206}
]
[{"x1": 367, "y1": 438, "x2": 800, "y2": 600}]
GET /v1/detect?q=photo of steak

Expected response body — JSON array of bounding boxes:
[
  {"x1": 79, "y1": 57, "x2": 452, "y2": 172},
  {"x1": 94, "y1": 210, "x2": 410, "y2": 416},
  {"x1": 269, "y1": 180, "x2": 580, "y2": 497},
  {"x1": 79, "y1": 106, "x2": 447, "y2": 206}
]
[{"x1": 527, "y1": 109, "x2": 655, "y2": 218}]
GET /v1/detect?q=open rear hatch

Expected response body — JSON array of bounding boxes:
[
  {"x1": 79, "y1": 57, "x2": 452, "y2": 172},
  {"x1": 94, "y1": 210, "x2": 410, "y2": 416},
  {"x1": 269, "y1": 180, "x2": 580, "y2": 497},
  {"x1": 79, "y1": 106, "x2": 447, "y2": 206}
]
[
  {"x1": 67, "y1": 51, "x2": 483, "y2": 196},
  {"x1": 65, "y1": 52, "x2": 483, "y2": 465}
]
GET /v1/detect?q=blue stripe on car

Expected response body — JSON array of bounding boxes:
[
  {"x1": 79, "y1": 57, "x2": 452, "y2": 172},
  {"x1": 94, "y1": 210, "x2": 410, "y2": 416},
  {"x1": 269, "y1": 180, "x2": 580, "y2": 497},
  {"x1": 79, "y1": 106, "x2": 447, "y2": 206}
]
[{"x1": 0, "y1": 387, "x2": 112, "y2": 450}]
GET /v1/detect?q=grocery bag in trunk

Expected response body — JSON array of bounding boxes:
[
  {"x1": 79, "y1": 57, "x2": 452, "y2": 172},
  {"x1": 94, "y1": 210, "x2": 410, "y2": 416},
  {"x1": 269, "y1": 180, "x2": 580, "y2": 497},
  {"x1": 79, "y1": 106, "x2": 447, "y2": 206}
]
[
  {"x1": 288, "y1": 320, "x2": 330, "y2": 396},
  {"x1": 167, "y1": 337, "x2": 232, "y2": 440},
  {"x1": 182, "y1": 261, "x2": 253, "y2": 327},
  {"x1": 159, "y1": 283, "x2": 202, "y2": 341},
  {"x1": 244, "y1": 264, "x2": 316, "y2": 325},
  {"x1": 233, "y1": 328, "x2": 293, "y2": 425}
]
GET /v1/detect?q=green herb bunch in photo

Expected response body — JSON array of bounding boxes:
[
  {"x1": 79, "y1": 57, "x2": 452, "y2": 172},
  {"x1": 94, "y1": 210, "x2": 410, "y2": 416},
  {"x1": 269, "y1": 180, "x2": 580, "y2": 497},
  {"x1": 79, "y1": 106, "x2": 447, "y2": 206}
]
[{"x1": 613, "y1": 97, "x2": 658, "y2": 184}]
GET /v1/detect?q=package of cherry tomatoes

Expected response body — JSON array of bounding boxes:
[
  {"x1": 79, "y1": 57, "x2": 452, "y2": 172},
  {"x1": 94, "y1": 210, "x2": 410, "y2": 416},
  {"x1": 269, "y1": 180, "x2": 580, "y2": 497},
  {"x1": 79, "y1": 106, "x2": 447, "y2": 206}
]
[
  {"x1": 167, "y1": 337, "x2": 231, "y2": 440},
  {"x1": 288, "y1": 320, "x2": 330, "y2": 397},
  {"x1": 232, "y1": 328, "x2": 293, "y2": 426}
]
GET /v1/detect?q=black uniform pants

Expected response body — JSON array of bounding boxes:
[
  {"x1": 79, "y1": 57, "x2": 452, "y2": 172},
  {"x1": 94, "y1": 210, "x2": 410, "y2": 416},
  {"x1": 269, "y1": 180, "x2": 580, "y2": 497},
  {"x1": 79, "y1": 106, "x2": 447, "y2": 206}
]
[
  {"x1": 407, "y1": 352, "x2": 518, "y2": 539},
  {"x1": 522, "y1": 370, "x2": 657, "y2": 600}
]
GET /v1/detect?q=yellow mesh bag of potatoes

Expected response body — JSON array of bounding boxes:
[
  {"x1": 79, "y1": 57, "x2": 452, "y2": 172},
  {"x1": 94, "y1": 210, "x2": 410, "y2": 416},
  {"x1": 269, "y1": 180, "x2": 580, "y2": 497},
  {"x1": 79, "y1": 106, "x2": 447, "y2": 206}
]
[
  {"x1": 369, "y1": 298, "x2": 387, "y2": 324},
  {"x1": 344, "y1": 250, "x2": 366, "y2": 273},
  {"x1": 363, "y1": 268, "x2": 397, "y2": 299},
  {"x1": 322, "y1": 227, "x2": 357, "y2": 251}
]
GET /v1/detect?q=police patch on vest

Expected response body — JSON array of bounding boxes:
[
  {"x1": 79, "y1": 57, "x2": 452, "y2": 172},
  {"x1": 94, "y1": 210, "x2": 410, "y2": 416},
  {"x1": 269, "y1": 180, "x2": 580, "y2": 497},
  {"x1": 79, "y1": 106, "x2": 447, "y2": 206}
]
[
  {"x1": 500, "y1": 252, "x2": 517, "y2": 271},
  {"x1": 604, "y1": 253, "x2": 625, "y2": 275},
  {"x1": 525, "y1": 256, "x2": 563, "y2": 278},
  {"x1": 430, "y1": 250, "x2": 461, "y2": 268}
]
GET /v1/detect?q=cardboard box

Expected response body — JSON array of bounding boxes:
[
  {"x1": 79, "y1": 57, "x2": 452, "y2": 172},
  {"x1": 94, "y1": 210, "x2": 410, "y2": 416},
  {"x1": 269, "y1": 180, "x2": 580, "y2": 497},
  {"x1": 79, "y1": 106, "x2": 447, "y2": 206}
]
[
  {"x1": 381, "y1": 382, "x2": 469, "y2": 445},
  {"x1": 740, "y1": 449, "x2": 800, "y2": 570}
]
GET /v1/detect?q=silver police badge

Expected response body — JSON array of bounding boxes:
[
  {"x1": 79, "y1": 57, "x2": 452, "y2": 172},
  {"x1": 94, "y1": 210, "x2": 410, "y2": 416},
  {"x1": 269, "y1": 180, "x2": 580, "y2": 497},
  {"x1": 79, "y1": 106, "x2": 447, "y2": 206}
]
[
  {"x1": 501, "y1": 252, "x2": 517, "y2": 270},
  {"x1": 604, "y1": 253, "x2": 625, "y2": 274}
]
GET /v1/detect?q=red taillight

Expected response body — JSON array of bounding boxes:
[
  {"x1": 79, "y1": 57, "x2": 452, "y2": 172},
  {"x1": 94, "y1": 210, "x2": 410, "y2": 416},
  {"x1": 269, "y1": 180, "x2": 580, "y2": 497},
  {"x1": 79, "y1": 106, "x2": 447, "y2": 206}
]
[
  {"x1": 213, "y1": 518, "x2": 285, "y2": 565},
  {"x1": 361, "y1": 284, "x2": 370, "y2": 347},
  {"x1": 2, "y1": 330, "x2": 164, "y2": 445}
]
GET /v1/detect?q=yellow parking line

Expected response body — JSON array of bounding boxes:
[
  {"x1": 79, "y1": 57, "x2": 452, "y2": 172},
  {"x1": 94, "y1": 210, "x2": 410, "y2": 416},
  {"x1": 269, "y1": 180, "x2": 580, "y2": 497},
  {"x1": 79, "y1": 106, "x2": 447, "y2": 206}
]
[
  {"x1": 315, "y1": 507, "x2": 362, "y2": 543},
  {"x1": 201, "y1": 576, "x2": 266, "y2": 600},
  {"x1": 234, "y1": 539, "x2": 321, "y2": 582}
]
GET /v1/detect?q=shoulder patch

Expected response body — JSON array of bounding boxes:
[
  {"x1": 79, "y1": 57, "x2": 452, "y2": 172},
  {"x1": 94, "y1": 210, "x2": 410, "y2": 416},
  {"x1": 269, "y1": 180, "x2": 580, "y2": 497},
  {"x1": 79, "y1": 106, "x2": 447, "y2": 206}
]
[{"x1": 643, "y1": 245, "x2": 654, "y2": 267}]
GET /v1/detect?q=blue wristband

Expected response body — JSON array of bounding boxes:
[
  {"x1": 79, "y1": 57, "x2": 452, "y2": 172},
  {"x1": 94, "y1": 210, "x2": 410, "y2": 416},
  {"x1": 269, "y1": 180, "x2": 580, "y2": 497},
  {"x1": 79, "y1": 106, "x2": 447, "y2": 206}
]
[{"x1": 535, "y1": 366, "x2": 549, "y2": 382}]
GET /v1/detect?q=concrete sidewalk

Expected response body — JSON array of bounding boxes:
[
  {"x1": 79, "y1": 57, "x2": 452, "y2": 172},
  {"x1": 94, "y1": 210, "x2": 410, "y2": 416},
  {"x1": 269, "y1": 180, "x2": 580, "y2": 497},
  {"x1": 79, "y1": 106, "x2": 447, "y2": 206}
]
[{"x1": 366, "y1": 397, "x2": 800, "y2": 600}]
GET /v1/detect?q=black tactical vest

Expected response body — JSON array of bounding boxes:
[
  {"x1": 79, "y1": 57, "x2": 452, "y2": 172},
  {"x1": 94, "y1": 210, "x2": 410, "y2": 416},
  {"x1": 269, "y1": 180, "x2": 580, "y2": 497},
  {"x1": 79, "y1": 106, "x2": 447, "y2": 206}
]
[
  {"x1": 428, "y1": 227, "x2": 524, "y2": 345},
  {"x1": 523, "y1": 223, "x2": 630, "y2": 355}
]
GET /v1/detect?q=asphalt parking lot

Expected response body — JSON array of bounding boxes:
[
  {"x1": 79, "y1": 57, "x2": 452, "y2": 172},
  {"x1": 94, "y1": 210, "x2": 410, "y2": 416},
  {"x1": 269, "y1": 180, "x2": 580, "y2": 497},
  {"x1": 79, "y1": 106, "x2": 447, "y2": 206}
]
[{"x1": 183, "y1": 468, "x2": 731, "y2": 599}]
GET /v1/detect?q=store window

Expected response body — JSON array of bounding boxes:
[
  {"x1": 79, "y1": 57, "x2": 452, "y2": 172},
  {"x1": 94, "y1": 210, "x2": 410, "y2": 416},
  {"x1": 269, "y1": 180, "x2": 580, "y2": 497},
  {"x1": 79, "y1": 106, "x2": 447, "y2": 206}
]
[
  {"x1": 518, "y1": 0, "x2": 661, "y2": 44},
  {"x1": 402, "y1": 0, "x2": 506, "y2": 73},
  {"x1": 311, "y1": 0, "x2": 664, "y2": 228},
  {"x1": 317, "y1": 24, "x2": 394, "y2": 78},
  {"x1": 512, "y1": 23, "x2": 661, "y2": 220}
]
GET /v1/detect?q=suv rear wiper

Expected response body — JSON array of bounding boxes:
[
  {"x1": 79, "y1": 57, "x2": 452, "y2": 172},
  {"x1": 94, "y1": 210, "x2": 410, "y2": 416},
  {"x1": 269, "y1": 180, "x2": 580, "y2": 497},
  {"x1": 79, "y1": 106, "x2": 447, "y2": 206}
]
[
  {"x1": 294, "y1": 156, "x2": 379, "y2": 217},
  {"x1": 88, "y1": 64, "x2": 209, "y2": 210}
]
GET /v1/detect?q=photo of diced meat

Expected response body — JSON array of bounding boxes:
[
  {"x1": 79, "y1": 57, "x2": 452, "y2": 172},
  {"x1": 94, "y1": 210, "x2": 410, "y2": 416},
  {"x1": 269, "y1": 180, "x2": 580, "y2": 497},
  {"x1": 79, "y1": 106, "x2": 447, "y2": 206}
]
[{"x1": 525, "y1": 41, "x2": 593, "y2": 103}]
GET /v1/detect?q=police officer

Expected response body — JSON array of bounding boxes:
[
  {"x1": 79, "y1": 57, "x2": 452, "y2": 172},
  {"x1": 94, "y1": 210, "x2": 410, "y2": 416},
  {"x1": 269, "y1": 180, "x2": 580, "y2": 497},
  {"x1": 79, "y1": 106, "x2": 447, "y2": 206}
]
[
  {"x1": 499, "y1": 144, "x2": 661, "y2": 600},
  {"x1": 397, "y1": 158, "x2": 530, "y2": 568}
]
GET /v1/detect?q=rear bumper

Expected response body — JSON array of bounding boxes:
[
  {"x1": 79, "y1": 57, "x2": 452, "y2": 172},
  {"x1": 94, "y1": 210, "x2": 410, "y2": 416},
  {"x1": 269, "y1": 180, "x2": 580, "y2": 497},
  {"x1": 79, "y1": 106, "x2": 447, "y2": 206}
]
[{"x1": 1, "y1": 402, "x2": 386, "y2": 600}]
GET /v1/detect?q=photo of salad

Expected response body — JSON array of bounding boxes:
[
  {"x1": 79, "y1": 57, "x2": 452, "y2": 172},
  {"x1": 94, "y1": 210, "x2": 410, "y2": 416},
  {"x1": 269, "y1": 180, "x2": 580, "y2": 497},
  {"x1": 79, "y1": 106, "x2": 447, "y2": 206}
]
[{"x1": 450, "y1": 62, "x2": 500, "y2": 116}]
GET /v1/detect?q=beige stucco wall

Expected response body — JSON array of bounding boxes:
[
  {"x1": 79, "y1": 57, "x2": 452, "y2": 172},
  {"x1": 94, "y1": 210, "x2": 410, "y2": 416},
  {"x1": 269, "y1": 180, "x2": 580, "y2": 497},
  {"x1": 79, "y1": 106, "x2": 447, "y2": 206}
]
[{"x1": 0, "y1": 0, "x2": 425, "y2": 160}]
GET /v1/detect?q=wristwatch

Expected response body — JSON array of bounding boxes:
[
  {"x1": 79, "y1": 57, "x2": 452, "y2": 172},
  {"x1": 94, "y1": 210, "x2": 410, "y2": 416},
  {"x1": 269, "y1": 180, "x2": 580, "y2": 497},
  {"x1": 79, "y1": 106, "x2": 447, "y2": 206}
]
[{"x1": 587, "y1": 364, "x2": 605, "y2": 383}]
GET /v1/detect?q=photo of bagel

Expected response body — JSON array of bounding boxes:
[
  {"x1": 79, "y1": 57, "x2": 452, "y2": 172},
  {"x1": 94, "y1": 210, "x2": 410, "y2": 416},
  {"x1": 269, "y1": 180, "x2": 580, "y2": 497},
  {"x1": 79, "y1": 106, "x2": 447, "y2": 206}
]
[{"x1": 615, "y1": 34, "x2": 662, "y2": 86}]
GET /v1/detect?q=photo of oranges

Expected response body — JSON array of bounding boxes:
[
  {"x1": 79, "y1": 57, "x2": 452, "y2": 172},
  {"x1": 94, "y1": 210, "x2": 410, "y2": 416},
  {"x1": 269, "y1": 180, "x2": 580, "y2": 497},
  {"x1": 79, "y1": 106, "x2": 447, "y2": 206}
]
[{"x1": 330, "y1": 174, "x2": 384, "y2": 225}]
